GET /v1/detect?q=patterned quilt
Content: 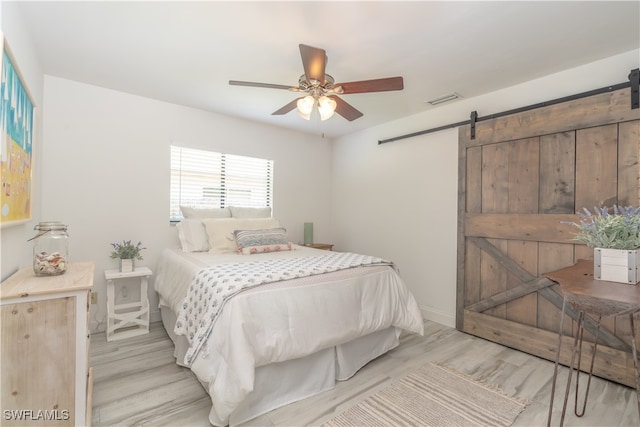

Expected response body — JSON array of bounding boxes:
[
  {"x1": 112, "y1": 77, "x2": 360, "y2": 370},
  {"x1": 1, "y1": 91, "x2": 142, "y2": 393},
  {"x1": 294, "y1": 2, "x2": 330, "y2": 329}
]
[{"x1": 174, "y1": 251, "x2": 391, "y2": 365}]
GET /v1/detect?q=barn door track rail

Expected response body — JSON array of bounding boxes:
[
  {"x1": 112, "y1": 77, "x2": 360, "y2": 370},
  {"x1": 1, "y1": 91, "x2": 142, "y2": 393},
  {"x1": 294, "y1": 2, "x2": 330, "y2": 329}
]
[{"x1": 378, "y1": 68, "x2": 640, "y2": 145}]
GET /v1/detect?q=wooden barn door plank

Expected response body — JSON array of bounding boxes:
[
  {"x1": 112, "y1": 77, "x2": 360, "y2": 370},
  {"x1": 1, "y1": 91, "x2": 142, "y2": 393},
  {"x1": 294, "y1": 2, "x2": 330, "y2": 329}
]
[
  {"x1": 481, "y1": 142, "x2": 509, "y2": 319},
  {"x1": 465, "y1": 146, "x2": 483, "y2": 307},
  {"x1": 506, "y1": 240, "x2": 538, "y2": 326},
  {"x1": 461, "y1": 88, "x2": 638, "y2": 144},
  {"x1": 507, "y1": 138, "x2": 540, "y2": 213},
  {"x1": 539, "y1": 131, "x2": 575, "y2": 214},
  {"x1": 505, "y1": 138, "x2": 540, "y2": 326},
  {"x1": 537, "y1": 242, "x2": 575, "y2": 335},
  {"x1": 575, "y1": 124, "x2": 621, "y2": 341},
  {"x1": 575, "y1": 124, "x2": 618, "y2": 209},
  {"x1": 463, "y1": 310, "x2": 636, "y2": 386},
  {"x1": 457, "y1": 143, "x2": 482, "y2": 328},
  {"x1": 616, "y1": 120, "x2": 640, "y2": 349},
  {"x1": 619, "y1": 120, "x2": 640, "y2": 205},
  {"x1": 537, "y1": 131, "x2": 577, "y2": 334},
  {"x1": 465, "y1": 213, "x2": 578, "y2": 243}
]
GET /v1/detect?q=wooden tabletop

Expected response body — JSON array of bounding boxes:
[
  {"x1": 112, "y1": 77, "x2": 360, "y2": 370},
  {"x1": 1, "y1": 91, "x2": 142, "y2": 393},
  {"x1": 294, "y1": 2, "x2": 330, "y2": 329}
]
[
  {"x1": 544, "y1": 259, "x2": 640, "y2": 316},
  {"x1": 105, "y1": 266, "x2": 153, "y2": 280},
  {"x1": 1, "y1": 262, "x2": 94, "y2": 300}
]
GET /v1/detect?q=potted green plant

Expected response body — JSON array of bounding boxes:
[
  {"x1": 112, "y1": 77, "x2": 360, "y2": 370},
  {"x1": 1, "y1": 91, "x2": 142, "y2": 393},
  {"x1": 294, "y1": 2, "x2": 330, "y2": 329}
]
[
  {"x1": 565, "y1": 205, "x2": 640, "y2": 284},
  {"x1": 110, "y1": 240, "x2": 145, "y2": 273}
]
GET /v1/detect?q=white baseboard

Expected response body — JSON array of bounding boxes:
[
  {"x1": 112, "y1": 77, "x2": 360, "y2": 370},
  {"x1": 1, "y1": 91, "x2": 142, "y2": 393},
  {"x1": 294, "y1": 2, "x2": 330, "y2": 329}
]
[{"x1": 420, "y1": 305, "x2": 455, "y2": 328}]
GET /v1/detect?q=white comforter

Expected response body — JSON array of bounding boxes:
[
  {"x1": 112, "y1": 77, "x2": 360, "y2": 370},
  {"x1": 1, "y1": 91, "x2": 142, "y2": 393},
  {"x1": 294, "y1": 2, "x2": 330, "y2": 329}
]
[{"x1": 154, "y1": 246, "x2": 424, "y2": 424}]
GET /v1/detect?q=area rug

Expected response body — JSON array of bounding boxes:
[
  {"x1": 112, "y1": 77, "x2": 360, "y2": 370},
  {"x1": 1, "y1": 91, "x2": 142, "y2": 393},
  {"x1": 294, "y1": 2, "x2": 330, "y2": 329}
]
[{"x1": 323, "y1": 362, "x2": 528, "y2": 427}]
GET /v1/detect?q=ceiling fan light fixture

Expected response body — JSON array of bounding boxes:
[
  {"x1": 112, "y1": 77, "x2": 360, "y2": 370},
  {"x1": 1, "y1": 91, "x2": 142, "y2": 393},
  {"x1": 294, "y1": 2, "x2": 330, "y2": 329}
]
[
  {"x1": 318, "y1": 96, "x2": 337, "y2": 121},
  {"x1": 296, "y1": 95, "x2": 315, "y2": 120},
  {"x1": 231, "y1": 44, "x2": 404, "y2": 122}
]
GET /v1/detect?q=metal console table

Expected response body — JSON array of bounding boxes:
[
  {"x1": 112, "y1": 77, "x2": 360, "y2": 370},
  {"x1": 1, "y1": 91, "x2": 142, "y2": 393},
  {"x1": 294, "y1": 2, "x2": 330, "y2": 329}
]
[{"x1": 545, "y1": 259, "x2": 640, "y2": 426}]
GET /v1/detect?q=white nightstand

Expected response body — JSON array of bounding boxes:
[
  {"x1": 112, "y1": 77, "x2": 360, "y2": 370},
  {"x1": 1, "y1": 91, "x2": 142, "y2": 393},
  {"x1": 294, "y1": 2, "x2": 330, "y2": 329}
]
[{"x1": 104, "y1": 266, "x2": 152, "y2": 341}]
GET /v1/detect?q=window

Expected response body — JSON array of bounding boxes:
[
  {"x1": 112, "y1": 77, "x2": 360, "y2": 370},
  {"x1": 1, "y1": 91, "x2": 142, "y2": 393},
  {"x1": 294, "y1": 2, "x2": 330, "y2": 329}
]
[{"x1": 170, "y1": 146, "x2": 273, "y2": 221}]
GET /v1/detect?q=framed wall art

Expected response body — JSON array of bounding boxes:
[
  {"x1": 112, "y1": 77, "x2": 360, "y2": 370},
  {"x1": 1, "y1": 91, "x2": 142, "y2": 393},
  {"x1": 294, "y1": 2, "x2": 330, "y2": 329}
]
[{"x1": 1, "y1": 37, "x2": 35, "y2": 226}]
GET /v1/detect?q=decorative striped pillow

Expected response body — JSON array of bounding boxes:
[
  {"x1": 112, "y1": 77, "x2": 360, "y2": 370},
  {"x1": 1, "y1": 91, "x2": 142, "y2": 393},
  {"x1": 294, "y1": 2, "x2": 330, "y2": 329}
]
[
  {"x1": 238, "y1": 242, "x2": 293, "y2": 255},
  {"x1": 234, "y1": 228, "x2": 291, "y2": 254}
]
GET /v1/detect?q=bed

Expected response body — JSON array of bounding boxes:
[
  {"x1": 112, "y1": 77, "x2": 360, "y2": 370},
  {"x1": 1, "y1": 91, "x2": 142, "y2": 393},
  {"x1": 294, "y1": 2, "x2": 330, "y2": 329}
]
[{"x1": 154, "y1": 215, "x2": 424, "y2": 426}]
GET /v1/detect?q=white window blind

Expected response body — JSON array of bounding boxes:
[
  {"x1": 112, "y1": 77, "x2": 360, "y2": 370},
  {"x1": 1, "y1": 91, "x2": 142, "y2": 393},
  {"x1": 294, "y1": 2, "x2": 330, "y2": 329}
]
[{"x1": 170, "y1": 146, "x2": 273, "y2": 221}]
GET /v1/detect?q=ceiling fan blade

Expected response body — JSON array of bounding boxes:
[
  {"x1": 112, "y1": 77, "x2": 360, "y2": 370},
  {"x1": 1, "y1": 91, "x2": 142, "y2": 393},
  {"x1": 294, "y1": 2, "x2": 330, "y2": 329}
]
[
  {"x1": 299, "y1": 44, "x2": 326, "y2": 84},
  {"x1": 229, "y1": 80, "x2": 294, "y2": 90},
  {"x1": 272, "y1": 98, "x2": 302, "y2": 115},
  {"x1": 330, "y1": 95, "x2": 363, "y2": 121},
  {"x1": 335, "y1": 76, "x2": 404, "y2": 94}
]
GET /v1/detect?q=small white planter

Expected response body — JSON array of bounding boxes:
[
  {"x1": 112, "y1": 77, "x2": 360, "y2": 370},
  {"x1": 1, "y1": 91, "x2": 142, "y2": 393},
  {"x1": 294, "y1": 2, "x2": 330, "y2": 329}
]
[
  {"x1": 119, "y1": 258, "x2": 135, "y2": 273},
  {"x1": 594, "y1": 248, "x2": 640, "y2": 284}
]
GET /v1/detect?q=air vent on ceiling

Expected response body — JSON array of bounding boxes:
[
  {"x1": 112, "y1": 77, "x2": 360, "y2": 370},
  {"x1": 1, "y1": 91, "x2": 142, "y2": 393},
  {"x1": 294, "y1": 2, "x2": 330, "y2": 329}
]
[{"x1": 426, "y1": 92, "x2": 462, "y2": 106}]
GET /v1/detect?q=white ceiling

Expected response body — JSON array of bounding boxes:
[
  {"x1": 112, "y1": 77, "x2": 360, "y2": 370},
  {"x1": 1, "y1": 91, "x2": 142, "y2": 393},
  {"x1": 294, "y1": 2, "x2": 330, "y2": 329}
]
[{"x1": 13, "y1": 1, "x2": 640, "y2": 138}]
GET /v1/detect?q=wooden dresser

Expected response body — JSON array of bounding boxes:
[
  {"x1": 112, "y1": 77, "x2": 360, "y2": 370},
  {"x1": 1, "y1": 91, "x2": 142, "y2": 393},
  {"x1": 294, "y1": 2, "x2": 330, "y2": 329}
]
[{"x1": 1, "y1": 262, "x2": 94, "y2": 426}]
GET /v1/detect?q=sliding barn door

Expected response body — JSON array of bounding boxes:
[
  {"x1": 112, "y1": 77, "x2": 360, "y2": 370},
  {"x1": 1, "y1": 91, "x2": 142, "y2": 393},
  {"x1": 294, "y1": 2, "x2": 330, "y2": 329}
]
[{"x1": 457, "y1": 87, "x2": 640, "y2": 387}]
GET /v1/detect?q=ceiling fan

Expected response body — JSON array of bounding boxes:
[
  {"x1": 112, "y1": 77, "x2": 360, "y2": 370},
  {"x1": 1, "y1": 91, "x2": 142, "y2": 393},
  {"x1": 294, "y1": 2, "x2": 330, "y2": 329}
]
[{"x1": 229, "y1": 44, "x2": 404, "y2": 121}]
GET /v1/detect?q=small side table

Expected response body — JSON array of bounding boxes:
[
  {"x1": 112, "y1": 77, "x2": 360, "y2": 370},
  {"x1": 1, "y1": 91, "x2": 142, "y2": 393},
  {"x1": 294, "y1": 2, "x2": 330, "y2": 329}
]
[
  {"x1": 545, "y1": 259, "x2": 640, "y2": 426},
  {"x1": 104, "y1": 266, "x2": 152, "y2": 342},
  {"x1": 304, "y1": 243, "x2": 334, "y2": 251}
]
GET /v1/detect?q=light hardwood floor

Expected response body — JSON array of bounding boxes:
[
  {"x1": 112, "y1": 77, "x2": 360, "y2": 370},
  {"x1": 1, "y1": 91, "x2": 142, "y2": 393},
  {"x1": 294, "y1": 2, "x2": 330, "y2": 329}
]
[{"x1": 90, "y1": 320, "x2": 639, "y2": 426}]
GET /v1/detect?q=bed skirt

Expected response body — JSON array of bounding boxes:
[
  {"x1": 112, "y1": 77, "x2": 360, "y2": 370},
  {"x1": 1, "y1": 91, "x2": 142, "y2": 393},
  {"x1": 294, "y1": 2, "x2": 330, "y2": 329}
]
[{"x1": 160, "y1": 305, "x2": 400, "y2": 425}]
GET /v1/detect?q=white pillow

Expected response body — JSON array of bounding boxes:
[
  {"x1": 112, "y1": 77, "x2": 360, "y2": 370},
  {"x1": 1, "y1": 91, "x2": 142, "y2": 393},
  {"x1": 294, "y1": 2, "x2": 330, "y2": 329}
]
[
  {"x1": 180, "y1": 206, "x2": 231, "y2": 219},
  {"x1": 202, "y1": 218, "x2": 281, "y2": 253},
  {"x1": 176, "y1": 219, "x2": 209, "y2": 252},
  {"x1": 229, "y1": 206, "x2": 272, "y2": 218}
]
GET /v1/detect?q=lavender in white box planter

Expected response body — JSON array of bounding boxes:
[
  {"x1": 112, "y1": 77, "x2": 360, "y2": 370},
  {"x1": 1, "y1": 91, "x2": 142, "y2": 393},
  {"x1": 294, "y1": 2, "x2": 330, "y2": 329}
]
[{"x1": 565, "y1": 205, "x2": 640, "y2": 285}]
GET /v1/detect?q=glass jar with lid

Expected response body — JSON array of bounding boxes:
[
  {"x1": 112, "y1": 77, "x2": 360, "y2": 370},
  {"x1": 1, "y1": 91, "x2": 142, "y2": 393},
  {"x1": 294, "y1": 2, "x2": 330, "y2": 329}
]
[{"x1": 31, "y1": 221, "x2": 69, "y2": 276}]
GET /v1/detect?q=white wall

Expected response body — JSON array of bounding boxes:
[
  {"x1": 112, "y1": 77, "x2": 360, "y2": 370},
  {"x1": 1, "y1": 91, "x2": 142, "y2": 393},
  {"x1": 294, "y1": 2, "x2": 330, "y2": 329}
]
[
  {"x1": 332, "y1": 49, "x2": 640, "y2": 327},
  {"x1": 41, "y1": 76, "x2": 332, "y2": 331},
  {"x1": 0, "y1": 2, "x2": 44, "y2": 280}
]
